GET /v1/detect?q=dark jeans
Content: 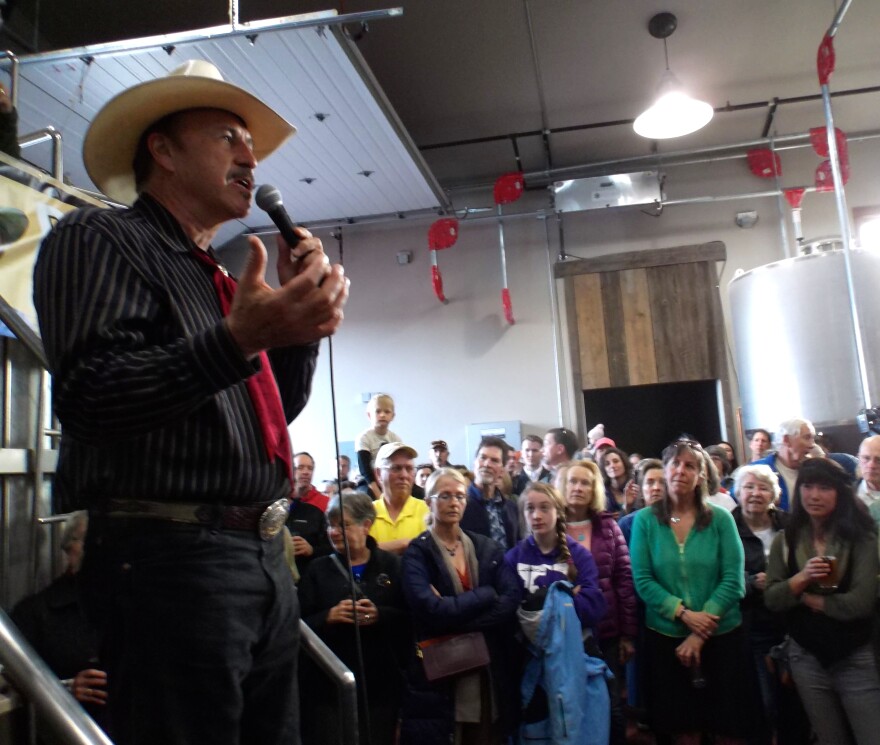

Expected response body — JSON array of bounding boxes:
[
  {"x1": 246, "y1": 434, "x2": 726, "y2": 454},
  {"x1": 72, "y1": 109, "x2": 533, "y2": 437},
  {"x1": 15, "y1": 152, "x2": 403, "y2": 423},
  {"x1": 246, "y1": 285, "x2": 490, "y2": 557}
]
[{"x1": 82, "y1": 518, "x2": 300, "y2": 745}]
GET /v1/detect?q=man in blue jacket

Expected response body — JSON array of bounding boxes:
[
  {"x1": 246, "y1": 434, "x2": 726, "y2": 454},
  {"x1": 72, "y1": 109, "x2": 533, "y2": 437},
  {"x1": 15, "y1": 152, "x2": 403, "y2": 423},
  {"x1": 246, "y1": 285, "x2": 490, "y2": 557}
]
[
  {"x1": 749, "y1": 417, "x2": 815, "y2": 511},
  {"x1": 460, "y1": 436, "x2": 520, "y2": 550}
]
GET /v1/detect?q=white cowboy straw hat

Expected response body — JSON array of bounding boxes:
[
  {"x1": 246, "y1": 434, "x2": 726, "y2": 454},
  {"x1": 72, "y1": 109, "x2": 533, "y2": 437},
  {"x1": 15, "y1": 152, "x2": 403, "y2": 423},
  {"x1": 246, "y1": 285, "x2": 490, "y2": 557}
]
[{"x1": 83, "y1": 59, "x2": 296, "y2": 205}]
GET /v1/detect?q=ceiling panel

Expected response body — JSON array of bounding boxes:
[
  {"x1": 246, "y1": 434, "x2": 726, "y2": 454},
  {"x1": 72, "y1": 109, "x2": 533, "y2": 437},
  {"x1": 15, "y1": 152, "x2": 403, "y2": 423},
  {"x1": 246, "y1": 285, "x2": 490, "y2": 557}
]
[
  {"x1": 11, "y1": 12, "x2": 446, "y2": 243},
  {"x1": 4, "y1": 1, "x2": 880, "y2": 227}
]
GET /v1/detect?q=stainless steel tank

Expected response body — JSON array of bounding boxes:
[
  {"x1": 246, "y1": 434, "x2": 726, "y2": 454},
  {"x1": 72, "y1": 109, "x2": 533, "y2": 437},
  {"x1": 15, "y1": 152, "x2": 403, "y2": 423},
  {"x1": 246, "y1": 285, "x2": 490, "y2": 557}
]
[{"x1": 728, "y1": 248, "x2": 880, "y2": 432}]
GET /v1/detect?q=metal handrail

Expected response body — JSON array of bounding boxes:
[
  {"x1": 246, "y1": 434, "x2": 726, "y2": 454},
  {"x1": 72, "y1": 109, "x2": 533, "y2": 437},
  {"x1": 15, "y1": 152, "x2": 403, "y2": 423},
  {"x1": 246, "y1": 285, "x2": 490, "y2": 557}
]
[
  {"x1": 1, "y1": 605, "x2": 359, "y2": 745},
  {"x1": 18, "y1": 126, "x2": 63, "y2": 181},
  {"x1": 0, "y1": 51, "x2": 19, "y2": 108},
  {"x1": 0, "y1": 293, "x2": 47, "y2": 369},
  {"x1": 299, "y1": 621, "x2": 359, "y2": 745},
  {"x1": 0, "y1": 607, "x2": 111, "y2": 744}
]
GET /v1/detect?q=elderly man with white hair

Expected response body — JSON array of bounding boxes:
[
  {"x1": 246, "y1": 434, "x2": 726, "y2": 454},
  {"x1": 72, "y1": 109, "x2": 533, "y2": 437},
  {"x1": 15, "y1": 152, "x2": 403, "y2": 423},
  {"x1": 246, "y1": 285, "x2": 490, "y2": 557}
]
[
  {"x1": 856, "y1": 435, "x2": 880, "y2": 509},
  {"x1": 748, "y1": 418, "x2": 816, "y2": 511}
]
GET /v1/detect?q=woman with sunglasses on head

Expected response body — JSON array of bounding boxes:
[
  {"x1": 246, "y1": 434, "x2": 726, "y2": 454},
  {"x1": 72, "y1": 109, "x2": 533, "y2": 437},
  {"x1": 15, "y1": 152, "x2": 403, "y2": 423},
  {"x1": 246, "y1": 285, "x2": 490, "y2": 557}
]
[
  {"x1": 399, "y1": 467, "x2": 519, "y2": 745},
  {"x1": 630, "y1": 439, "x2": 758, "y2": 744},
  {"x1": 764, "y1": 457, "x2": 880, "y2": 745}
]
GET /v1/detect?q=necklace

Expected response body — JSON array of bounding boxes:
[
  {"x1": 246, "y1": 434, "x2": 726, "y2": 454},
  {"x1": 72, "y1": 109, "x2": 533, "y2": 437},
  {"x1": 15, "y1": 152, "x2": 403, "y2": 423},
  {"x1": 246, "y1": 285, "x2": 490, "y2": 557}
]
[
  {"x1": 670, "y1": 516, "x2": 682, "y2": 524},
  {"x1": 441, "y1": 540, "x2": 459, "y2": 557}
]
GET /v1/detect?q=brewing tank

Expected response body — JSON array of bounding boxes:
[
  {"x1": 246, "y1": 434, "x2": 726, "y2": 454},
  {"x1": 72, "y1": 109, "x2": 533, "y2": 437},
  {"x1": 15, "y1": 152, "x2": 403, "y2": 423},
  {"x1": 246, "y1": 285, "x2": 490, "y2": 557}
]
[{"x1": 728, "y1": 248, "x2": 880, "y2": 432}]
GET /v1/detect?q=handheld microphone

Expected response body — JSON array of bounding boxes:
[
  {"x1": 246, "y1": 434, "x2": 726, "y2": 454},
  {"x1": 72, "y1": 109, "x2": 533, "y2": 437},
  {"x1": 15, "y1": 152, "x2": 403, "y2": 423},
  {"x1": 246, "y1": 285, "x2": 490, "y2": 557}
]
[{"x1": 255, "y1": 184, "x2": 301, "y2": 249}]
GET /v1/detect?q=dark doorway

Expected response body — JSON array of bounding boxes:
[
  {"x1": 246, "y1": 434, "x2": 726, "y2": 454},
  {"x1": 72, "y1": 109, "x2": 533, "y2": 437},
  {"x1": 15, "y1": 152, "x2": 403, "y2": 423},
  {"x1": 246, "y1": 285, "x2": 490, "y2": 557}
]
[{"x1": 583, "y1": 380, "x2": 722, "y2": 458}]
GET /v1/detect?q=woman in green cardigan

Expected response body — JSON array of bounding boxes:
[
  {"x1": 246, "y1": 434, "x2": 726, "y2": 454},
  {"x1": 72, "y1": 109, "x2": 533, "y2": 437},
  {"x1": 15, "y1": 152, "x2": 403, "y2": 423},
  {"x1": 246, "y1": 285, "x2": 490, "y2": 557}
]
[
  {"x1": 630, "y1": 439, "x2": 758, "y2": 744},
  {"x1": 764, "y1": 457, "x2": 880, "y2": 745}
]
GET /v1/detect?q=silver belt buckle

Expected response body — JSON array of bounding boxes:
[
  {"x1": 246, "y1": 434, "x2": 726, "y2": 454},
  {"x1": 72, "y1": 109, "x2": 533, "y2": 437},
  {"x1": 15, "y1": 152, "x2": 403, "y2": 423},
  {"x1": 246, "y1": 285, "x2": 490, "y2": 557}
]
[{"x1": 259, "y1": 498, "x2": 290, "y2": 541}]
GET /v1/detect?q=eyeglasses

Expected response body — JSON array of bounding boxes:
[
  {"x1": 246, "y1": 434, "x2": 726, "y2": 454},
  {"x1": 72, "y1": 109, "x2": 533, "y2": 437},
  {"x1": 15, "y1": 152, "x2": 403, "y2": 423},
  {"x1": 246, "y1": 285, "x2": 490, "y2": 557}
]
[{"x1": 433, "y1": 492, "x2": 467, "y2": 502}]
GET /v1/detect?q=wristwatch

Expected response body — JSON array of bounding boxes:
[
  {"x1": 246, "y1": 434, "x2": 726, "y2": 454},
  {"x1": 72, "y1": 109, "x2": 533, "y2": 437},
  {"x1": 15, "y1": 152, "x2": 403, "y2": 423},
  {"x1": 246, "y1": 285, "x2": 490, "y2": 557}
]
[{"x1": 677, "y1": 605, "x2": 688, "y2": 620}]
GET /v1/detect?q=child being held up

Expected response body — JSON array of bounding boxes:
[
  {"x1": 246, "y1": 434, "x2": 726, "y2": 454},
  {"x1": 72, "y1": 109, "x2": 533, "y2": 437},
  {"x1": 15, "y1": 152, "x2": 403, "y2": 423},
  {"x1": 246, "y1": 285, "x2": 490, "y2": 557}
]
[{"x1": 356, "y1": 393, "x2": 401, "y2": 499}]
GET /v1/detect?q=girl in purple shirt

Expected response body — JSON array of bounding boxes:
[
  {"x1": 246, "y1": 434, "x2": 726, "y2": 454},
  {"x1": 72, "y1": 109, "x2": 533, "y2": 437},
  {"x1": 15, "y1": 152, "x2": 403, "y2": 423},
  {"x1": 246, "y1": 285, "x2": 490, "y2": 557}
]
[{"x1": 504, "y1": 483, "x2": 606, "y2": 636}]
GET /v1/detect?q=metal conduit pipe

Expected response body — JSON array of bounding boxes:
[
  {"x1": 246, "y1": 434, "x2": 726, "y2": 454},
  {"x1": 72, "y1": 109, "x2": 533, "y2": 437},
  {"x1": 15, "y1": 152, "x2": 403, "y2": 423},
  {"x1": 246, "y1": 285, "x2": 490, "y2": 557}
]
[
  {"x1": 209, "y1": 126, "x2": 880, "y2": 235},
  {"x1": 29, "y1": 370, "x2": 47, "y2": 596},
  {"x1": 521, "y1": 128, "x2": 880, "y2": 187},
  {"x1": 278, "y1": 181, "x2": 822, "y2": 236},
  {"x1": 18, "y1": 126, "x2": 63, "y2": 180},
  {"x1": 435, "y1": 127, "x2": 880, "y2": 193},
  {"x1": 2, "y1": 343, "x2": 11, "y2": 609},
  {"x1": 0, "y1": 51, "x2": 19, "y2": 108},
  {"x1": 769, "y1": 136, "x2": 793, "y2": 258},
  {"x1": 0, "y1": 608, "x2": 112, "y2": 745},
  {"x1": 524, "y1": 0, "x2": 553, "y2": 172},
  {"x1": 661, "y1": 185, "x2": 819, "y2": 208},
  {"x1": 819, "y1": 0, "x2": 871, "y2": 410},
  {"x1": 544, "y1": 215, "x2": 565, "y2": 427},
  {"x1": 299, "y1": 621, "x2": 359, "y2": 745},
  {"x1": 421, "y1": 82, "x2": 880, "y2": 155},
  {"x1": 245, "y1": 127, "x2": 880, "y2": 233}
]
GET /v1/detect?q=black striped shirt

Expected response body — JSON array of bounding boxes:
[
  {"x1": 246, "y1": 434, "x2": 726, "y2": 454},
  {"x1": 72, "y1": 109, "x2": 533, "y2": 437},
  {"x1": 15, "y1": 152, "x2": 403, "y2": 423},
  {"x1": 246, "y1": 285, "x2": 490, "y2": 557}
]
[{"x1": 33, "y1": 195, "x2": 318, "y2": 511}]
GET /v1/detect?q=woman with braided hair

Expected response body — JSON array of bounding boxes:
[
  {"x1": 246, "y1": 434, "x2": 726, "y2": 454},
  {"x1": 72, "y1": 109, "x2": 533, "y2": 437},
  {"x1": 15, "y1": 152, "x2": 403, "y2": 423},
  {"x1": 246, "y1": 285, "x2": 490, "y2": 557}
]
[
  {"x1": 505, "y1": 482, "x2": 607, "y2": 738},
  {"x1": 505, "y1": 482, "x2": 606, "y2": 637}
]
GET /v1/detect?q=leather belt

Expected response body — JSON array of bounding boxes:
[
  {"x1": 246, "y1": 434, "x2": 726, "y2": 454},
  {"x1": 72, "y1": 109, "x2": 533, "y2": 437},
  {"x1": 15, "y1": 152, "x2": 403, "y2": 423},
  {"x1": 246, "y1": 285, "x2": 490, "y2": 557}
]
[{"x1": 105, "y1": 498, "x2": 290, "y2": 541}]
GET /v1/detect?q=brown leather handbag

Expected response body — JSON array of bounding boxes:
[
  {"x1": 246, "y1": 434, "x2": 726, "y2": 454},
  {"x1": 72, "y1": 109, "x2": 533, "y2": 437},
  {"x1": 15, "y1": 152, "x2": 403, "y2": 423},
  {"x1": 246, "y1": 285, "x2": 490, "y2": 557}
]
[{"x1": 416, "y1": 632, "x2": 490, "y2": 682}]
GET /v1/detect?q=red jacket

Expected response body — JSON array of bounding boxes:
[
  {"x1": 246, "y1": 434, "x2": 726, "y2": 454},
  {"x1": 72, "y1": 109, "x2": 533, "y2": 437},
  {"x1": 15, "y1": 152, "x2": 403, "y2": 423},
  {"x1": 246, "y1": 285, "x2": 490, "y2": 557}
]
[{"x1": 299, "y1": 486, "x2": 329, "y2": 513}]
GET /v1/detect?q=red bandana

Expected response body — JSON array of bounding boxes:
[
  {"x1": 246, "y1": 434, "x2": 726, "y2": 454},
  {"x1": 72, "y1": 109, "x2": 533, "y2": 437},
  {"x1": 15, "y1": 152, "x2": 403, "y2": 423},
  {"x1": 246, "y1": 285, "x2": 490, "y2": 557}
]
[{"x1": 191, "y1": 249, "x2": 293, "y2": 484}]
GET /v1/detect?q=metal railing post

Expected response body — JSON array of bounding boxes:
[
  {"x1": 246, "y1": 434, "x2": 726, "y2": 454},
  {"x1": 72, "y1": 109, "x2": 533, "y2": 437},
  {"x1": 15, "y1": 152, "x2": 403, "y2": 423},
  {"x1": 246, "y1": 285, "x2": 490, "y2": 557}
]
[
  {"x1": 299, "y1": 621, "x2": 359, "y2": 745},
  {"x1": 18, "y1": 126, "x2": 63, "y2": 180},
  {"x1": 0, "y1": 50, "x2": 19, "y2": 108},
  {"x1": 0, "y1": 608, "x2": 112, "y2": 744}
]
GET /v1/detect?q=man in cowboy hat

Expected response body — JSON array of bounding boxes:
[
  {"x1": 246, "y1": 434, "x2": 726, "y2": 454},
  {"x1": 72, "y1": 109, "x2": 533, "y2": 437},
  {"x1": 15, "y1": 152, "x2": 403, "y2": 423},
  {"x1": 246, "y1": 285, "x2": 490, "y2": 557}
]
[{"x1": 33, "y1": 60, "x2": 348, "y2": 744}]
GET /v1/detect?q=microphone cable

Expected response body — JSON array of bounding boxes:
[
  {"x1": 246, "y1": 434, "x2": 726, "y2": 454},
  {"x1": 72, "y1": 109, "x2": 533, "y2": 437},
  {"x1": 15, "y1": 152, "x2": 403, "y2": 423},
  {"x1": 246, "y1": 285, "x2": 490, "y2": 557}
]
[
  {"x1": 326, "y1": 225, "x2": 373, "y2": 745},
  {"x1": 256, "y1": 189, "x2": 373, "y2": 743}
]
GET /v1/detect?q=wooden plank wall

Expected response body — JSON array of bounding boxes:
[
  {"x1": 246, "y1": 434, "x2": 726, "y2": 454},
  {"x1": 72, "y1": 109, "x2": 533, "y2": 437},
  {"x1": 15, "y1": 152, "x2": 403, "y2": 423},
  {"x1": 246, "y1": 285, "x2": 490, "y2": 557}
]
[{"x1": 557, "y1": 242, "x2": 727, "y2": 391}]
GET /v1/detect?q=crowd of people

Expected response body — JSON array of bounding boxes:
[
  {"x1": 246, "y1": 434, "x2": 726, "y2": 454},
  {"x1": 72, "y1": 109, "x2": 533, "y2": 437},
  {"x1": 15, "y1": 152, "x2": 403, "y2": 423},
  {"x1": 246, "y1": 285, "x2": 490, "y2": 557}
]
[
  {"x1": 13, "y1": 407, "x2": 880, "y2": 744},
  {"x1": 284, "y1": 411, "x2": 880, "y2": 744},
  {"x1": 12, "y1": 59, "x2": 880, "y2": 745}
]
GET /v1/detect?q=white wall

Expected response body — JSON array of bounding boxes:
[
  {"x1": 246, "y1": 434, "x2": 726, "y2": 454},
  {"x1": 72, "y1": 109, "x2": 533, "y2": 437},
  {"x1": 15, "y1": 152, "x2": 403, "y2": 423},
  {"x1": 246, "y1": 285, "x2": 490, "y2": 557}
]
[{"x1": 223, "y1": 136, "x2": 880, "y2": 481}]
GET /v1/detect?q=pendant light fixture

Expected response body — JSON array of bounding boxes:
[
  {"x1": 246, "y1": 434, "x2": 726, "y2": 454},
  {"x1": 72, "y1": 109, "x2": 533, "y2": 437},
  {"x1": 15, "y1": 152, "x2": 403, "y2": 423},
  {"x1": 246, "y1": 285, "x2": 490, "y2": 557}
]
[{"x1": 633, "y1": 12, "x2": 714, "y2": 140}]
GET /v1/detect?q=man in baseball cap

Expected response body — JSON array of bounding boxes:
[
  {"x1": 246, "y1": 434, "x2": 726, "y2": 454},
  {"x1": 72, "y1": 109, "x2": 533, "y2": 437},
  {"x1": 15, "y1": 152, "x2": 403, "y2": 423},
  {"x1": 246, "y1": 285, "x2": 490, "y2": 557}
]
[
  {"x1": 430, "y1": 439, "x2": 451, "y2": 469},
  {"x1": 369, "y1": 442, "x2": 429, "y2": 555},
  {"x1": 33, "y1": 60, "x2": 349, "y2": 744}
]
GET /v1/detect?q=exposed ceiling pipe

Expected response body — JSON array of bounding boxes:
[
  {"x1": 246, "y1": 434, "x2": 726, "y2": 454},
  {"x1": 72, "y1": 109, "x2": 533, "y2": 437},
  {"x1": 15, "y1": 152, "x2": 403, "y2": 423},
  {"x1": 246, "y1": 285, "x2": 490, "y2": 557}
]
[
  {"x1": 523, "y1": 0, "x2": 553, "y2": 173},
  {"x1": 462, "y1": 126, "x2": 880, "y2": 191},
  {"x1": 419, "y1": 83, "x2": 880, "y2": 154},
  {"x1": 241, "y1": 181, "x2": 826, "y2": 238},
  {"x1": 240, "y1": 127, "x2": 880, "y2": 235}
]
